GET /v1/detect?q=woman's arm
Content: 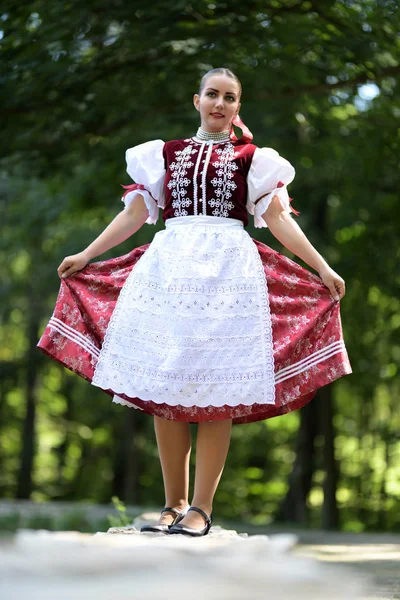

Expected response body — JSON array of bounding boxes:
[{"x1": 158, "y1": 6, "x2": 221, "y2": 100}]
[
  {"x1": 262, "y1": 196, "x2": 345, "y2": 301},
  {"x1": 57, "y1": 194, "x2": 149, "y2": 278}
]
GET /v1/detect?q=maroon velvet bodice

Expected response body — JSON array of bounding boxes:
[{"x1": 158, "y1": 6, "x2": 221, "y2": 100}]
[{"x1": 162, "y1": 138, "x2": 257, "y2": 226}]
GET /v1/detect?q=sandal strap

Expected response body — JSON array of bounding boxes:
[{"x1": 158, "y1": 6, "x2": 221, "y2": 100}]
[
  {"x1": 188, "y1": 506, "x2": 212, "y2": 525},
  {"x1": 161, "y1": 507, "x2": 181, "y2": 516}
]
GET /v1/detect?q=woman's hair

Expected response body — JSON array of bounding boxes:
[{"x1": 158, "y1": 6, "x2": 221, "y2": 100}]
[{"x1": 199, "y1": 68, "x2": 242, "y2": 98}]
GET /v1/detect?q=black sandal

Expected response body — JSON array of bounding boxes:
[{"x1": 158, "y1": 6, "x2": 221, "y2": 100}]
[
  {"x1": 169, "y1": 506, "x2": 213, "y2": 537},
  {"x1": 140, "y1": 506, "x2": 188, "y2": 533}
]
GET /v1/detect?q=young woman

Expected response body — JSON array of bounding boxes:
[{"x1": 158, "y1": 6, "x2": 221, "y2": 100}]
[{"x1": 38, "y1": 67, "x2": 351, "y2": 537}]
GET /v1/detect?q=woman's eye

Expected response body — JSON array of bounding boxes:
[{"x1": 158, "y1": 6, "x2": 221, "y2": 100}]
[
  {"x1": 207, "y1": 92, "x2": 216, "y2": 97},
  {"x1": 226, "y1": 96, "x2": 235, "y2": 101}
]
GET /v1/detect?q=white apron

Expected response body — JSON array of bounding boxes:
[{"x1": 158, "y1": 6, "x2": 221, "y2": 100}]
[{"x1": 91, "y1": 216, "x2": 276, "y2": 409}]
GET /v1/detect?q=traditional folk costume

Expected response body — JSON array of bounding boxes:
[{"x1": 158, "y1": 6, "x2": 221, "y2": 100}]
[{"x1": 38, "y1": 126, "x2": 351, "y2": 425}]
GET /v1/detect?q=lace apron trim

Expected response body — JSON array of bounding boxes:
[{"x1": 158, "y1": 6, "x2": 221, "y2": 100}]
[{"x1": 91, "y1": 216, "x2": 276, "y2": 408}]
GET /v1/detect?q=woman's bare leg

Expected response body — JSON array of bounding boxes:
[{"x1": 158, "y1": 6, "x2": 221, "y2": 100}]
[
  {"x1": 153, "y1": 415, "x2": 192, "y2": 525},
  {"x1": 180, "y1": 418, "x2": 232, "y2": 529}
]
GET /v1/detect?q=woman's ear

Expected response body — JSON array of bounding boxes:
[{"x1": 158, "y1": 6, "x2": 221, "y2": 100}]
[{"x1": 193, "y1": 94, "x2": 200, "y2": 112}]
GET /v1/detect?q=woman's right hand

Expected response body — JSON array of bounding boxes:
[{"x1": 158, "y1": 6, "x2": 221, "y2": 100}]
[{"x1": 57, "y1": 251, "x2": 90, "y2": 279}]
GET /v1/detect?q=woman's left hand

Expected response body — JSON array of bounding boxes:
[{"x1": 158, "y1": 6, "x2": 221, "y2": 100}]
[{"x1": 318, "y1": 265, "x2": 345, "y2": 301}]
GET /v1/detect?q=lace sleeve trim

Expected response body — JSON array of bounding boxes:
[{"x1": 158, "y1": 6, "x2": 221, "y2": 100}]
[{"x1": 121, "y1": 183, "x2": 159, "y2": 225}]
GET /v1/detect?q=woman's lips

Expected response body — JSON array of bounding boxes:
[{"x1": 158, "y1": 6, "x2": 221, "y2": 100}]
[{"x1": 211, "y1": 113, "x2": 224, "y2": 118}]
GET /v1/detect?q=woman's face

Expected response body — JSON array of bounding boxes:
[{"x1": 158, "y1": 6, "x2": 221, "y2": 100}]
[{"x1": 193, "y1": 74, "x2": 241, "y2": 132}]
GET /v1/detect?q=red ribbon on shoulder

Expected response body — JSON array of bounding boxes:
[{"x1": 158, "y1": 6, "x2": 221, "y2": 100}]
[{"x1": 230, "y1": 114, "x2": 254, "y2": 144}]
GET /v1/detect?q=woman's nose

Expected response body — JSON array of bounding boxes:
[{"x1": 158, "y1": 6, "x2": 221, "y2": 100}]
[{"x1": 214, "y1": 96, "x2": 224, "y2": 108}]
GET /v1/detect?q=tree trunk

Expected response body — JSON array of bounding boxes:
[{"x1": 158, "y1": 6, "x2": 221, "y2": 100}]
[
  {"x1": 320, "y1": 386, "x2": 339, "y2": 529},
  {"x1": 16, "y1": 314, "x2": 39, "y2": 499},
  {"x1": 111, "y1": 419, "x2": 126, "y2": 501},
  {"x1": 53, "y1": 374, "x2": 74, "y2": 499},
  {"x1": 123, "y1": 409, "x2": 139, "y2": 504},
  {"x1": 276, "y1": 398, "x2": 319, "y2": 524}
]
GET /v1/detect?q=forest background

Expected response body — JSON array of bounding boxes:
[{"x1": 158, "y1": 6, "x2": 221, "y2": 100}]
[{"x1": 1, "y1": 0, "x2": 399, "y2": 532}]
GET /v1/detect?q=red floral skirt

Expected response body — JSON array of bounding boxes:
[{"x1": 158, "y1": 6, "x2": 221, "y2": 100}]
[{"x1": 38, "y1": 238, "x2": 351, "y2": 425}]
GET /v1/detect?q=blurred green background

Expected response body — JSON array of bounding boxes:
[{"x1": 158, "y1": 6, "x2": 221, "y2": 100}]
[{"x1": 1, "y1": 0, "x2": 399, "y2": 533}]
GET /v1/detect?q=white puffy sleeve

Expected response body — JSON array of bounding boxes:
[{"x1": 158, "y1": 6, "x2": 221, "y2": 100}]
[
  {"x1": 247, "y1": 147, "x2": 296, "y2": 228},
  {"x1": 122, "y1": 139, "x2": 166, "y2": 225}
]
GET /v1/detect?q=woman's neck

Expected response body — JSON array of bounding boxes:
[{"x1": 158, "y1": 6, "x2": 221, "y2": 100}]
[{"x1": 196, "y1": 126, "x2": 230, "y2": 142}]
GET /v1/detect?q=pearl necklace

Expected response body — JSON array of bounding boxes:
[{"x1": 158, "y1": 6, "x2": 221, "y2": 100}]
[{"x1": 196, "y1": 127, "x2": 230, "y2": 142}]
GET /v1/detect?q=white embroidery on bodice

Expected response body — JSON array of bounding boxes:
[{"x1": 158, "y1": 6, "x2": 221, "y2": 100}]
[
  {"x1": 167, "y1": 140, "x2": 239, "y2": 217},
  {"x1": 167, "y1": 144, "x2": 198, "y2": 217},
  {"x1": 209, "y1": 144, "x2": 238, "y2": 217}
]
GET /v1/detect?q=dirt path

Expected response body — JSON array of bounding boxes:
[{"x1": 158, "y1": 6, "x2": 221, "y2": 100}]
[
  {"x1": 1, "y1": 508, "x2": 399, "y2": 599},
  {"x1": 226, "y1": 524, "x2": 400, "y2": 600},
  {"x1": 295, "y1": 543, "x2": 400, "y2": 600}
]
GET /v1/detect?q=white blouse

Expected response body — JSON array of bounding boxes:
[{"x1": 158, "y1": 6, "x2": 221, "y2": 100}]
[
  {"x1": 246, "y1": 147, "x2": 296, "y2": 228},
  {"x1": 123, "y1": 140, "x2": 166, "y2": 225},
  {"x1": 123, "y1": 140, "x2": 295, "y2": 228}
]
